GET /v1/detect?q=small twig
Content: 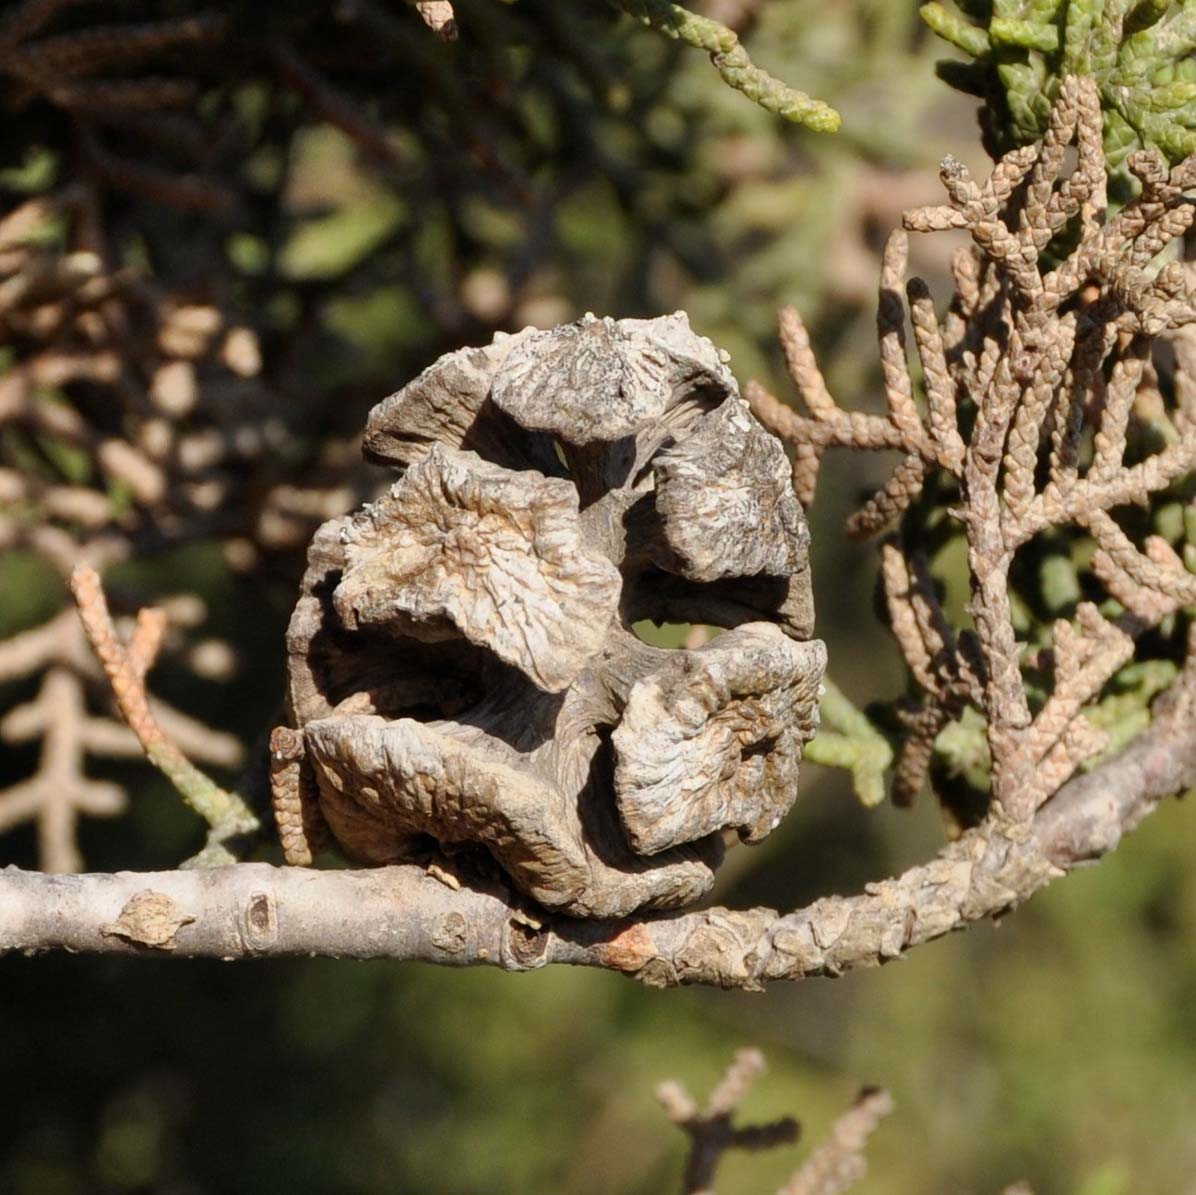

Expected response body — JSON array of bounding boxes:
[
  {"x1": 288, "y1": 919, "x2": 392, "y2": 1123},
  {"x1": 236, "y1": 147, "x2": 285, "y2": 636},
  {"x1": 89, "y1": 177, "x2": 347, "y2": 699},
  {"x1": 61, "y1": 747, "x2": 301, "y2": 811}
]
[
  {"x1": 762, "y1": 77, "x2": 1196, "y2": 827},
  {"x1": 804, "y1": 679, "x2": 893, "y2": 808},
  {"x1": 777, "y1": 1087, "x2": 894, "y2": 1195},
  {"x1": 271, "y1": 42, "x2": 408, "y2": 170},
  {"x1": 126, "y1": 606, "x2": 168, "y2": 680},
  {"x1": 658, "y1": 1049, "x2": 799, "y2": 1195},
  {"x1": 69, "y1": 564, "x2": 258, "y2": 863},
  {"x1": 611, "y1": 0, "x2": 839, "y2": 131}
]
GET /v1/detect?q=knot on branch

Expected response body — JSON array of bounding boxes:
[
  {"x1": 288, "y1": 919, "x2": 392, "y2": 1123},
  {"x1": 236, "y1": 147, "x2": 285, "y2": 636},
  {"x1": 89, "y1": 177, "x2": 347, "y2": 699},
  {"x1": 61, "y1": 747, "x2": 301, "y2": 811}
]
[{"x1": 275, "y1": 313, "x2": 825, "y2": 918}]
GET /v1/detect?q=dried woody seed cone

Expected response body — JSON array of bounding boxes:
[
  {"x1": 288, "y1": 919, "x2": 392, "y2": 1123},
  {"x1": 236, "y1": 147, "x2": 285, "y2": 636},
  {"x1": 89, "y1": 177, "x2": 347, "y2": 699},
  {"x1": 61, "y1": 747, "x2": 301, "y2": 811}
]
[{"x1": 275, "y1": 313, "x2": 825, "y2": 918}]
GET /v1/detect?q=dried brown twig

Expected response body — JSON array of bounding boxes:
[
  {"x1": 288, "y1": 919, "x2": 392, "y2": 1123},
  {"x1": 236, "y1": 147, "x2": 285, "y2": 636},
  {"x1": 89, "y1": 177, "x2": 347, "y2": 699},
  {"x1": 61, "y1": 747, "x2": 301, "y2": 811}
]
[
  {"x1": 69, "y1": 565, "x2": 257, "y2": 866},
  {"x1": 655, "y1": 1051, "x2": 1033, "y2": 1195},
  {"x1": 657, "y1": 1049, "x2": 799, "y2": 1194},
  {"x1": 777, "y1": 1088, "x2": 893, "y2": 1195},
  {"x1": 0, "y1": 584, "x2": 242, "y2": 873},
  {"x1": 657, "y1": 1049, "x2": 892, "y2": 1195},
  {"x1": 749, "y1": 76, "x2": 1196, "y2": 827}
]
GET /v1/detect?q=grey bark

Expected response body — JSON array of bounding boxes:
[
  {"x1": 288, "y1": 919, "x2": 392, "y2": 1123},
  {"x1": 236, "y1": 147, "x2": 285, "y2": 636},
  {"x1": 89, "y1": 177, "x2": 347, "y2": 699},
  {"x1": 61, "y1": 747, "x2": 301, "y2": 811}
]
[{"x1": 4, "y1": 678, "x2": 1192, "y2": 986}]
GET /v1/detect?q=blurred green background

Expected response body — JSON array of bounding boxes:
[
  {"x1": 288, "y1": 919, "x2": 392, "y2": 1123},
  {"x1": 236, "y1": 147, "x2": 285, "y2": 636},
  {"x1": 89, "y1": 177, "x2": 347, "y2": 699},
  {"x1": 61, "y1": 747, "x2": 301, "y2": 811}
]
[{"x1": 3, "y1": 2, "x2": 1196, "y2": 1192}]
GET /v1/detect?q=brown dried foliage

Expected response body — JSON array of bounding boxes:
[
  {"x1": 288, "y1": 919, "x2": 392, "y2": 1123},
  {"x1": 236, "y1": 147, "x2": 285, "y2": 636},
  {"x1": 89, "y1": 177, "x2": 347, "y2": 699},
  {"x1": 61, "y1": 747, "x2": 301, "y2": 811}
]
[{"x1": 749, "y1": 76, "x2": 1196, "y2": 828}]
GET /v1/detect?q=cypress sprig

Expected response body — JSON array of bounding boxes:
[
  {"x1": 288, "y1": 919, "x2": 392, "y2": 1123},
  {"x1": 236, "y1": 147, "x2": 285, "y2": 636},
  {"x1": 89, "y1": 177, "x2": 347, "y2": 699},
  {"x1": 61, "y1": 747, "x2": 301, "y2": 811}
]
[{"x1": 923, "y1": 1, "x2": 1196, "y2": 174}]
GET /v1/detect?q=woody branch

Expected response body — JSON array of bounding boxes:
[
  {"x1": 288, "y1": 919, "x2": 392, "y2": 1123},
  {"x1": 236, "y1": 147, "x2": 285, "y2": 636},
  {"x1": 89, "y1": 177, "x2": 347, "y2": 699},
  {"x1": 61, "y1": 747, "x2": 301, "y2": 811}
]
[{"x1": 2, "y1": 651, "x2": 1194, "y2": 980}]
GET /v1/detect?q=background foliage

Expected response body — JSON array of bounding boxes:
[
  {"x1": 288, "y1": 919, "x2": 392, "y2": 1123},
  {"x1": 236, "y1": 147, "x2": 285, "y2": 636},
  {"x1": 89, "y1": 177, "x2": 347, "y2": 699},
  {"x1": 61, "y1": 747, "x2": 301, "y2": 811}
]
[{"x1": 2, "y1": 2, "x2": 1195, "y2": 1192}]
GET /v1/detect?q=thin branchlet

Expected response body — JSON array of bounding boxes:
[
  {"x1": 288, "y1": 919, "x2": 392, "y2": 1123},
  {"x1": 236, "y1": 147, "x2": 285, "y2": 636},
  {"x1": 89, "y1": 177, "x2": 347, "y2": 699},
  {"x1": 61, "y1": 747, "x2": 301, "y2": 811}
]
[{"x1": 757, "y1": 76, "x2": 1196, "y2": 823}]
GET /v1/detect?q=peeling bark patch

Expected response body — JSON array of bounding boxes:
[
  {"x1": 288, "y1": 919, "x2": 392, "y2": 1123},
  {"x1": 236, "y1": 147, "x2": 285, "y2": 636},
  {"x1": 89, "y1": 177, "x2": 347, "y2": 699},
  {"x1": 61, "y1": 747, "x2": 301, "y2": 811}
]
[
  {"x1": 431, "y1": 911, "x2": 468, "y2": 954},
  {"x1": 100, "y1": 889, "x2": 194, "y2": 950},
  {"x1": 597, "y1": 921, "x2": 657, "y2": 972}
]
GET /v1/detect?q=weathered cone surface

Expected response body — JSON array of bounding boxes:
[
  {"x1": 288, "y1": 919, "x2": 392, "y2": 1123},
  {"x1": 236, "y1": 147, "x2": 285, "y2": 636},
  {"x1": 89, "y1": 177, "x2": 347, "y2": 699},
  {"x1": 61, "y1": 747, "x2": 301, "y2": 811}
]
[
  {"x1": 278, "y1": 312, "x2": 826, "y2": 918},
  {"x1": 613, "y1": 625, "x2": 825, "y2": 855},
  {"x1": 333, "y1": 445, "x2": 622, "y2": 692}
]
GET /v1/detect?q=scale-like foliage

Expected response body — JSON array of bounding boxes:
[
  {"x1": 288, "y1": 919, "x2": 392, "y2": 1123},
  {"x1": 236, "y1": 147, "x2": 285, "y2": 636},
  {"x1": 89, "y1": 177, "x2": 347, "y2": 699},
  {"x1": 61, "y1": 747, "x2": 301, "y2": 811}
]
[
  {"x1": 752, "y1": 77, "x2": 1196, "y2": 824},
  {"x1": 925, "y1": 0, "x2": 1196, "y2": 174}
]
